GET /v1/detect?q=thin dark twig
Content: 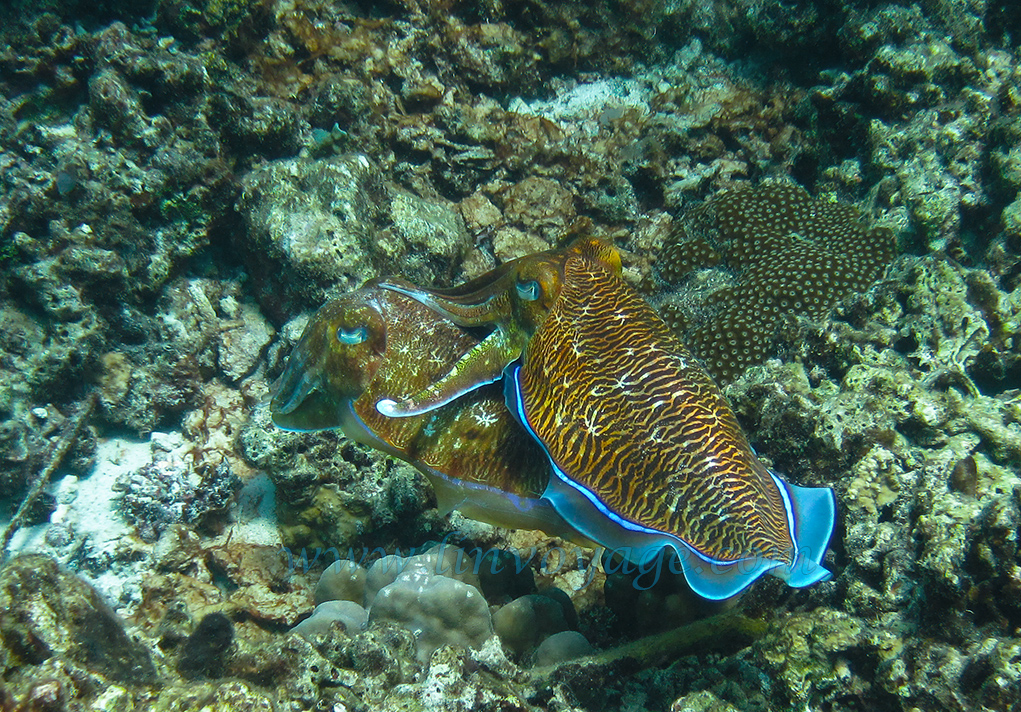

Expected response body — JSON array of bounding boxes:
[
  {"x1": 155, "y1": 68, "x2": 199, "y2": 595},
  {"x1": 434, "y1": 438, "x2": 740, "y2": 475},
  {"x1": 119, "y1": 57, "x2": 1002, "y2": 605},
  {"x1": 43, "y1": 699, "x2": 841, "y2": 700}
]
[{"x1": 1, "y1": 392, "x2": 98, "y2": 562}]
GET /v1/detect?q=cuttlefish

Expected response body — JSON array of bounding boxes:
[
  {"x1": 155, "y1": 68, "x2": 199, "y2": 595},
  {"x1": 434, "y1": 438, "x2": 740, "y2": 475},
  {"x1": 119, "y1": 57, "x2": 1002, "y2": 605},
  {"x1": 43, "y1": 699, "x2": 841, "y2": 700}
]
[
  {"x1": 378, "y1": 238, "x2": 836, "y2": 600},
  {"x1": 270, "y1": 280, "x2": 581, "y2": 538}
]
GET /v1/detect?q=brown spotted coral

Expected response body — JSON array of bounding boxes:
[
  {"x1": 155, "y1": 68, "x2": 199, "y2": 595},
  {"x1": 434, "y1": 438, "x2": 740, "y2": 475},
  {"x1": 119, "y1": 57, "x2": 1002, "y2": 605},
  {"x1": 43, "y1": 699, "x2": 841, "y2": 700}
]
[{"x1": 658, "y1": 183, "x2": 897, "y2": 383}]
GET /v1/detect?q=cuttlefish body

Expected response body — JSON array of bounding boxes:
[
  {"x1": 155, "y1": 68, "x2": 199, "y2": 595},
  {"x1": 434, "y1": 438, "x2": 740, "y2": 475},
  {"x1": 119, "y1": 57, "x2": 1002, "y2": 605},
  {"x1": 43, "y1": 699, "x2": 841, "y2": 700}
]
[
  {"x1": 270, "y1": 281, "x2": 579, "y2": 537},
  {"x1": 379, "y1": 238, "x2": 836, "y2": 600}
]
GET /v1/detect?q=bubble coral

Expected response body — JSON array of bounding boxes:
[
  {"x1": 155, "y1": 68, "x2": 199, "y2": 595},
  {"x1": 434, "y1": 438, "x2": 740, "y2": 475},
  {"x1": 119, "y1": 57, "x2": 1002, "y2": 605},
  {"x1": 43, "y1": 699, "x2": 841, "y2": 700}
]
[{"x1": 658, "y1": 183, "x2": 897, "y2": 383}]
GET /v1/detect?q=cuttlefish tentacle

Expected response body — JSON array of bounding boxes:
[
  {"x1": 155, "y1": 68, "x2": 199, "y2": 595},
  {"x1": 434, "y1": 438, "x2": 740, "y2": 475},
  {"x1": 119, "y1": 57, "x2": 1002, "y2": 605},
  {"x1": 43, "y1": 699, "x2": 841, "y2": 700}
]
[{"x1": 386, "y1": 237, "x2": 835, "y2": 600}]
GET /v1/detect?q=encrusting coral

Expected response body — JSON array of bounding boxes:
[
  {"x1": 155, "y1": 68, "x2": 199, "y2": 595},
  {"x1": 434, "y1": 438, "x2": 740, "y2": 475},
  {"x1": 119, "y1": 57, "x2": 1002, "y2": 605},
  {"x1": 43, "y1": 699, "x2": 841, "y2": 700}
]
[{"x1": 658, "y1": 183, "x2": 898, "y2": 383}]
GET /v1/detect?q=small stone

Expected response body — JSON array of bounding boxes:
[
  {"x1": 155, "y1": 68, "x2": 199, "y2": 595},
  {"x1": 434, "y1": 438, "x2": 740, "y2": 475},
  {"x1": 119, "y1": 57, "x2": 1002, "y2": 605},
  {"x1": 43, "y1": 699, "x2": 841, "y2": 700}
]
[
  {"x1": 534, "y1": 630, "x2": 593, "y2": 667},
  {"x1": 178, "y1": 612, "x2": 234, "y2": 680},
  {"x1": 219, "y1": 303, "x2": 274, "y2": 382},
  {"x1": 460, "y1": 192, "x2": 504, "y2": 232}
]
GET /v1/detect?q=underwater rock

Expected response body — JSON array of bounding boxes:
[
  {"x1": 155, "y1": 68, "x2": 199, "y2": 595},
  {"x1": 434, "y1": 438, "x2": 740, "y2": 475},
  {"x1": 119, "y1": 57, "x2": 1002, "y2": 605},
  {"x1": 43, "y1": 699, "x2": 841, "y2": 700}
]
[
  {"x1": 209, "y1": 93, "x2": 302, "y2": 162},
  {"x1": 1002, "y1": 196, "x2": 1021, "y2": 241},
  {"x1": 237, "y1": 154, "x2": 384, "y2": 305},
  {"x1": 475, "y1": 548, "x2": 538, "y2": 602},
  {"x1": 669, "y1": 690, "x2": 742, "y2": 712},
  {"x1": 498, "y1": 176, "x2": 577, "y2": 244},
  {"x1": 492, "y1": 594, "x2": 566, "y2": 658},
  {"x1": 1, "y1": 265, "x2": 103, "y2": 402},
  {"x1": 492, "y1": 592, "x2": 572, "y2": 659},
  {"x1": 388, "y1": 188, "x2": 471, "y2": 274},
  {"x1": 715, "y1": 249, "x2": 1021, "y2": 708},
  {"x1": 225, "y1": 632, "x2": 365, "y2": 709},
  {"x1": 756, "y1": 608, "x2": 866, "y2": 706},
  {"x1": 379, "y1": 642, "x2": 529, "y2": 711},
  {"x1": 152, "y1": 681, "x2": 277, "y2": 711},
  {"x1": 0, "y1": 554, "x2": 156, "y2": 685},
  {"x1": 990, "y1": 115, "x2": 1021, "y2": 198},
  {"x1": 239, "y1": 400, "x2": 425, "y2": 554},
  {"x1": 305, "y1": 77, "x2": 371, "y2": 136},
  {"x1": 534, "y1": 631, "x2": 593, "y2": 667},
  {"x1": 340, "y1": 622, "x2": 420, "y2": 688},
  {"x1": 1, "y1": 20, "x2": 235, "y2": 302},
  {"x1": 95, "y1": 277, "x2": 262, "y2": 435},
  {"x1": 218, "y1": 299, "x2": 275, "y2": 383},
  {"x1": 88, "y1": 67, "x2": 152, "y2": 145},
  {"x1": 237, "y1": 154, "x2": 469, "y2": 313},
  {"x1": 809, "y1": 19, "x2": 1013, "y2": 257},
  {"x1": 729, "y1": 255, "x2": 1020, "y2": 465},
  {"x1": 115, "y1": 431, "x2": 239, "y2": 543}
]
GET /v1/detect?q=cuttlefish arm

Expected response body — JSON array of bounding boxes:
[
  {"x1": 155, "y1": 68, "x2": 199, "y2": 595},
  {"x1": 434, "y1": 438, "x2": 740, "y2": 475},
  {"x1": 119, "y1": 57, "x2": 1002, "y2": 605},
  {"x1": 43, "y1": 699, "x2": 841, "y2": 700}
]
[
  {"x1": 376, "y1": 325, "x2": 528, "y2": 417},
  {"x1": 378, "y1": 262, "x2": 519, "y2": 325},
  {"x1": 374, "y1": 257, "x2": 539, "y2": 418},
  {"x1": 376, "y1": 238, "x2": 624, "y2": 418},
  {"x1": 375, "y1": 267, "x2": 526, "y2": 417}
]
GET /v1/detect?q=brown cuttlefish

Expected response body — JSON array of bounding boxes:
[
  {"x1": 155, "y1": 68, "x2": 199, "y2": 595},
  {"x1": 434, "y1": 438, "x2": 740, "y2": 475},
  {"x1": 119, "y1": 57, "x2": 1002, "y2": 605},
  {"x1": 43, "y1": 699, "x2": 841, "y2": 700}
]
[{"x1": 377, "y1": 238, "x2": 836, "y2": 600}]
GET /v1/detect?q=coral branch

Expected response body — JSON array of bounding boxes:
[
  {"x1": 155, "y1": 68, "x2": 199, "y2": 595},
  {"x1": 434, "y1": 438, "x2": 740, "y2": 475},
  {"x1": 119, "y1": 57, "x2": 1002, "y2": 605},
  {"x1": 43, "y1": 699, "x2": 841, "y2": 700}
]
[{"x1": 1, "y1": 392, "x2": 97, "y2": 562}]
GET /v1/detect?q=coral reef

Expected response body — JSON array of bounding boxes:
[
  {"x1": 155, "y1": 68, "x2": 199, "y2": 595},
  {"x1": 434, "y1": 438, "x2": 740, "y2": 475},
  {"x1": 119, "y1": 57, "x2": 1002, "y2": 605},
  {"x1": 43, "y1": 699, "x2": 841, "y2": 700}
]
[
  {"x1": 369, "y1": 569, "x2": 494, "y2": 664},
  {"x1": 302, "y1": 546, "x2": 587, "y2": 668},
  {"x1": 1, "y1": 0, "x2": 1019, "y2": 708},
  {"x1": 657, "y1": 183, "x2": 898, "y2": 383}
]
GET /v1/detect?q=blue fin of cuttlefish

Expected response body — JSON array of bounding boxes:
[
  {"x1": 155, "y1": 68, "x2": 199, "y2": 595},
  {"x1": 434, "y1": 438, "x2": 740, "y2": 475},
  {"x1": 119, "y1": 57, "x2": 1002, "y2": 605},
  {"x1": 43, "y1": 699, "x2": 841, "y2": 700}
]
[
  {"x1": 768, "y1": 475, "x2": 836, "y2": 588},
  {"x1": 674, "y1": 475, "x2": 835, "y2": 599}
]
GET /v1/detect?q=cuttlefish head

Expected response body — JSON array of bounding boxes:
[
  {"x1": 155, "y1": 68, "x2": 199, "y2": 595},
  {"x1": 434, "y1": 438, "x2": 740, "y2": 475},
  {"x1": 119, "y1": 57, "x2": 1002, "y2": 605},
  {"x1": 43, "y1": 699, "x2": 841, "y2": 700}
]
[
  {"x1": 376, "y1": 237, "x2": 623, "y2": 417},
  {"x1": 268, "y1": 282, "x2": 587, "y2": 543},
  {"x1": 270, "y1": 287, "x2": 387, "y2": 431}
]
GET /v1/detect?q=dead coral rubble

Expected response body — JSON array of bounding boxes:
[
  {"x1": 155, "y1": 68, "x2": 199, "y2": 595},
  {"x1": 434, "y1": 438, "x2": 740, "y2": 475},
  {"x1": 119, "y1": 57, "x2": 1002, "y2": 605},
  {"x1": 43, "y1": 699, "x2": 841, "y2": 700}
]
[{"x1": 722, "y1": 253, "x2": 1021, "y2": 709}]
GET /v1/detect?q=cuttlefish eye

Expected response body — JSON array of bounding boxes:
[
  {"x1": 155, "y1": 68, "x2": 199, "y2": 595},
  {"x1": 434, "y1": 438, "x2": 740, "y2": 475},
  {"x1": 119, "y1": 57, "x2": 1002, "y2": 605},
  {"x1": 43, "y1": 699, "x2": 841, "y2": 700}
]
[
  {"x1": 336, "y1": 325, "x2": 369, "y2": 345},
  {"x1": 516, "y1": 280, "x2": 541, "y2": 302}
]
